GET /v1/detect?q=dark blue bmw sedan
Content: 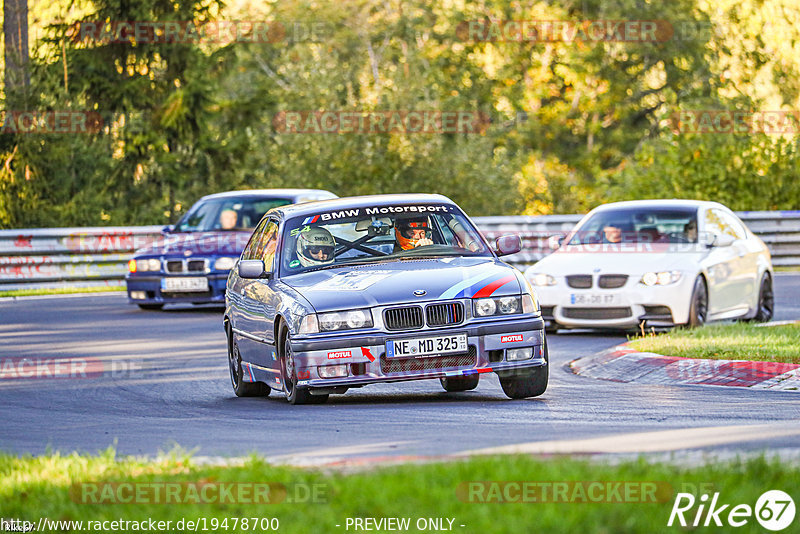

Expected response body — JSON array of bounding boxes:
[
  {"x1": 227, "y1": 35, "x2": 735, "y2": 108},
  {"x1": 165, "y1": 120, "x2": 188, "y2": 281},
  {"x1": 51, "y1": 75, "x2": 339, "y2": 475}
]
[
  {"x1": 224, "y1": 194, "x2": 548, "y2": 404},
  {"x1": 125, "y1": 189, "x2": 337, "y2": 309}
]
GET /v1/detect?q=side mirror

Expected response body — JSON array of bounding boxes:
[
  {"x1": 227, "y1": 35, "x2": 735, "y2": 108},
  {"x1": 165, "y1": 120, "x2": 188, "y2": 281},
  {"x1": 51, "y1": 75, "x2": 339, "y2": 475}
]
[
  {"x1": 711, "y1": 233, "x2": 736, "y2": 248},
  {"x1": 547, "y1": 235, "x2": 565, "y2": 250},
  {"x1": 495, "y1": 235, "x2": 522, "y2": 256},
  {"x1": 239, "y1": 259, "x2": 267, "y2": 279},
  {"x1": 162, "y1": 225, "x2": 174, "y2": 234}
]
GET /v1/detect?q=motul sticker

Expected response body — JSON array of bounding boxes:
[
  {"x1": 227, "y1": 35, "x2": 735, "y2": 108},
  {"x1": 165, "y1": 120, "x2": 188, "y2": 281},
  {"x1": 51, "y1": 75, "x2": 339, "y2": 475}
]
[
  {"x1": 327, "y1": 350, "x2": 352, "y2": 359},
  {"x1": 500, "y1": 334, "x2": 523, "y2": 343}
]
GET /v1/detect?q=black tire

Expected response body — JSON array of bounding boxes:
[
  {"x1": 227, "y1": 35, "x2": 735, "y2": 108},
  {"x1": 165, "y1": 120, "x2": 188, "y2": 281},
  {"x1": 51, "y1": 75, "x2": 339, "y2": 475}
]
[
  {"x1": 228, "y1": 332, "x2": 270, "y2": 397},
  {"x1": 499, "y1": 341, "x2": 549, "y2": 399},
  {"x1": 545, "y1": 323, "x2": 559, "y2": 335},
  {"x1": 279, "y1": 325, "x2": 328, "y2": 405},
  {"x1": 440, "y1": 375, "x2": 479, "y2": 392},
  {"x1": 687, "y1": 276, "x2": 708, "y2": 327},
  {"x1": 137, "y1": 303, "x2": 164, "y2": 310},
  {"x1": 750, "y1": 273, "x2": 774, "y2": 323}
]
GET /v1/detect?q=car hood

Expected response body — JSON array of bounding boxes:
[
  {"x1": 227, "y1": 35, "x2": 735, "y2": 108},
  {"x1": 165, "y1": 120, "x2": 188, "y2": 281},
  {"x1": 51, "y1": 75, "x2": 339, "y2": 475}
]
[
  {"x1": 282, "y1": 257, "x2": 522, "y2": 312},
  {"x1": 135, "y1": 231, "x2": 251, "y2": 257},
  {"x1": 530, "y1": 245, "x2": 709, "y2": 275}
]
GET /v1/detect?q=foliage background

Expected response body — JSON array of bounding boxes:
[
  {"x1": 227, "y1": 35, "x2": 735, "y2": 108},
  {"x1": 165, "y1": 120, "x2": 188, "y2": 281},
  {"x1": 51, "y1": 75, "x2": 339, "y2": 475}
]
[{"x1": 1, "y1": 0, "x2": 799, "y2": 228}]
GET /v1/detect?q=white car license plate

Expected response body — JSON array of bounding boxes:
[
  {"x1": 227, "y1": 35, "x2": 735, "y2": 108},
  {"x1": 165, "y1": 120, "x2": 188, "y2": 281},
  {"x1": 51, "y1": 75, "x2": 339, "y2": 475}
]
[
  {"x1": 161, "y1": 277, "x2": 209, "y2": 292},
  {"x1": 570, "y1": 293, "x2": 620, "y2": 306},
  {"x1": 386, "y1": 333, "x2": 468, "y2": 358}
]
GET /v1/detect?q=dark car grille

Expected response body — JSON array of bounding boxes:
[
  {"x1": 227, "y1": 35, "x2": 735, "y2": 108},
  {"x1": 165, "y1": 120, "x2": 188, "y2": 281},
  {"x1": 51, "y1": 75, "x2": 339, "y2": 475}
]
[
  {"x1": 165, "y1": 260, "x2": 183, "y2": 273},
  {"x1": 380, "y1": 346, "x2": 477, "y2": 374},
  {"x1": 566, "y1": 275, "x2": 593, "y2": 289},
  {"x1": 384, "y1": 306, "x2": 424, "y2": 331},
  {"x1": 165, "y1": 259, "x2": 208, "y2": 273},
  {"x1": 187, "y1": 260, "x2": 206, "y2": 272},
  {"x1": 598, "y1": 274, "x2": 629, "y2": 289},
  {"x1": 562, "y1": 307, "x2": 632, "y2": 320},
  {"x1": 425, "y1": 302, "x2": 464, "y2": 327}
]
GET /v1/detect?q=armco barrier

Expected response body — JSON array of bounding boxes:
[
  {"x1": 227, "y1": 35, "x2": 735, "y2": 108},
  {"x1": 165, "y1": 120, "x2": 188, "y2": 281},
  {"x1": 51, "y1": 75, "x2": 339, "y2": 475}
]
[{"x1": 0, "y1": 212, "x2": 798, "y2": 291}]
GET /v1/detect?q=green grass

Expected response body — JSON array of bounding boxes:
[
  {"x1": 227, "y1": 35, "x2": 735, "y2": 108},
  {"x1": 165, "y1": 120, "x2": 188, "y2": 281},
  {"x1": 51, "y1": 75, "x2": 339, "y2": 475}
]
[
  {"x1": 0, "y1": 286, "x2": 125, "y2": 298},
  {"x1": 773, "y1": 265, "x2": 800, "y2": 272},
  {"x1": 1, "y1": 449, "x2": 798, "y2": 533},
  {"x1": 628, "y1": 322, "x2": 800, "y2": 363}
]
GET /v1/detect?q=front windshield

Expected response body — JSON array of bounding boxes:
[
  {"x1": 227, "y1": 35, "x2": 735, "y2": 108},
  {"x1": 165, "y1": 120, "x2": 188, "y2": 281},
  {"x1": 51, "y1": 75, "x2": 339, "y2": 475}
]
[
  {"x1": 280, "y1": 203, "x2": 491, "y2": 274},
  {"x1": 174, "y1": 197, "x2": 293, "y2": 232},
  {"x1": 567, "y1": 207, "x2": 699, "y2": 245}
]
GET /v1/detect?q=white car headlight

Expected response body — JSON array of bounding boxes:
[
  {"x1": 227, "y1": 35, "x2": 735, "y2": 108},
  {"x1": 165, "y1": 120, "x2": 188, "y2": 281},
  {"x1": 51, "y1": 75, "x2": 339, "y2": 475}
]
[
  {"x1": 529, "y1": 273, "x2": 557, "y2": 286},
  {"x1": 214, "y1": 256, "x2": 238, "y2": 271},
  {"x1": 318, "y1": 309, "x2": 374, "y2": 332},
  {"x1": 641, "y1": 271, "x2": 682, "y2": 286}
]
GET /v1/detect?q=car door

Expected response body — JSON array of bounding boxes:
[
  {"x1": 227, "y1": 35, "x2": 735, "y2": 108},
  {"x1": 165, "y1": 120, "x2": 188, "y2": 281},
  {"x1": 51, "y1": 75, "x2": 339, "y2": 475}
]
[
  {"x1": 701, "y1": 208, "x2": 747, "y2": 315},
  {"x1": 718, "y1": 209, "x2": 759, "y2": 310},
  {"x1": 230, "y1": 217, "x2": 270, "y2": 361},
  {"x1": 238, "y1": 218, "x2": 282, "y2": 370}
]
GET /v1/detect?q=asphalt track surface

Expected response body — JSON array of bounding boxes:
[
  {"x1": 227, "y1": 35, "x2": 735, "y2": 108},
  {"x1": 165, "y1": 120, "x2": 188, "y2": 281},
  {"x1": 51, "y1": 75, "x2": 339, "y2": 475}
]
[{"x1": 1, "y1": 274, "x2": 799, "y2": 463}]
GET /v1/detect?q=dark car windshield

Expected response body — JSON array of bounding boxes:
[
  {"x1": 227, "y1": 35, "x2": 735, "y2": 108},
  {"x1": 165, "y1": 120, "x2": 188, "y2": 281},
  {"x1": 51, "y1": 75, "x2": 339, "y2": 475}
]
[
  {"x1": 567, "y1": 207, "x2": 699, "y2": 245},
  {"x1": 280, "y1": 203, "x2": 491, "y2": 275},
  {"x1": 174, "y1": 196, "x2": 293, "y2": 232}
]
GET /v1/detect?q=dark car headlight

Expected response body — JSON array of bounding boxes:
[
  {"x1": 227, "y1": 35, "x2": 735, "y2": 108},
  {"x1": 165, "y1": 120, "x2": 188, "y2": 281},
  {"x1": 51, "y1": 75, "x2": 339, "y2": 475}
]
[
  {"x1": 214, "y1": 257, "x2": 238, "y2": 271},
  {"x1": 298, "y1": 309, "x2": 374, "y2": 334},
  {"x1": 473, "y1": 294, "x2": 539, "y2": 316},
  {"x1": 128, "y1": 258, "x2": 161, "y2": 272}
]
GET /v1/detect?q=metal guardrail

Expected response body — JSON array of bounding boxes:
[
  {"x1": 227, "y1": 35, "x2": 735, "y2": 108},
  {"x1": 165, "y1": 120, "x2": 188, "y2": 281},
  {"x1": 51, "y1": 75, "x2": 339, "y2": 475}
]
[{"x1": 1, "y1": 211, "x2": 799, "y2": 291}]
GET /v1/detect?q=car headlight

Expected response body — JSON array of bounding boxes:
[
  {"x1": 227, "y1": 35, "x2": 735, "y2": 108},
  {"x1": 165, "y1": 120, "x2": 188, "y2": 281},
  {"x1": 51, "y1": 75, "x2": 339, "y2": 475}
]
[
  {"x1": 214, "y1": 256, "x2": 238, "y2": 271},
  {"x1": 529, "y1": 273, "x2": 557, "y2": 286},
  {"x1": 473, "y1": 296, "x2": 523, "y2": 317},
  {"x1": 128, "y1": 258, "x2": 160, "y2": 272},
  {"x1": 641, "y1": 271, "x2": 682, "y2": 286},
  {"x1": 317, "y1": 309, "x2": 374, "y2": 332}
]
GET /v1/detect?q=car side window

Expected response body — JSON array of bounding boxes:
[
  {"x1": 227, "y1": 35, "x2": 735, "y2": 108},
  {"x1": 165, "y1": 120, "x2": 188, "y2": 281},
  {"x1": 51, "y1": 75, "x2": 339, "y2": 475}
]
[
  {"x1": 242, "y1": 218, "x2": 269, "y2": 260},
  {"x1": 706, "y1": 209, "x2": 745, "y2": 241},
  {"x1": 255, "y1": 220, "x2": 279, "y2": 272}
]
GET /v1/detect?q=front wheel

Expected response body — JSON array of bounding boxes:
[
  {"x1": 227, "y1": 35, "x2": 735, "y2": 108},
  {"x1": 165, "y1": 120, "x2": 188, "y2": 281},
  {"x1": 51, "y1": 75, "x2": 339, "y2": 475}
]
[
  {"x1": 440, "y1": 375, "x2": 479, "y2": 392},
  {"x1": 499, "y1": 341, "x2": 549, "y2": 399},
  {"x1": 280, "y1": 326, "x2": 328, "y2": 405},
  {"x1": 686, "y1": 276, "x2": 708, "y2": 327}
]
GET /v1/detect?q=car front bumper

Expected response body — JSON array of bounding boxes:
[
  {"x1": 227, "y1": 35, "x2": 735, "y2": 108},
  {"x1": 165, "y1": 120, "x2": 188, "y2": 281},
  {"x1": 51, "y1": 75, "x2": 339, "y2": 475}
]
[
  {"x1": 125, "y1": 273, "x2": 229, "y2": 305},
  {"x1": 534, "y1": 277, "x2": 695, "y2": 329},
  {"x1": 286, "y1": 316, "x2": 547, "y2": 390}
]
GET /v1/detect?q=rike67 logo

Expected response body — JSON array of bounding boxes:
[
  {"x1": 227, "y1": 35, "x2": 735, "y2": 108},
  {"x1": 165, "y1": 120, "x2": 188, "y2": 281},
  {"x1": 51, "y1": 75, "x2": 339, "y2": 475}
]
[{"x1": 669, "y1": 490, "x2": 795, "y2": 531}]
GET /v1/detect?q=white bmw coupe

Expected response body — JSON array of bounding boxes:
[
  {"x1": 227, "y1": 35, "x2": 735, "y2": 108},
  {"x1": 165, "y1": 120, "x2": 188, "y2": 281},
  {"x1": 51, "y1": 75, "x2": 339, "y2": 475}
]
[{"x1": 524, "y1": 200, "x2": 774, "y2": 331}]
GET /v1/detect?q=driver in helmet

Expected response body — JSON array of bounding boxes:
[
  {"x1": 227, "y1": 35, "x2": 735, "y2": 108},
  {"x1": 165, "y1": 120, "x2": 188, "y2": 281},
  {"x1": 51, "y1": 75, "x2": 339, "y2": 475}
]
[
  {"x1": 296, "y1": 227, "x2": 336, "y2": 267},
  {"x1": 395, "y1": 216, "x2": 434, "y2": 251}
]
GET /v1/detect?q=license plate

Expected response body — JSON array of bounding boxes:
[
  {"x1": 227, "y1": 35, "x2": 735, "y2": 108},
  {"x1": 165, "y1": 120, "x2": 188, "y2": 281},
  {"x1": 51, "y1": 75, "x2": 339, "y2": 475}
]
[
  {"x1": 161, "y1": 277, "x2": 209, "y2": 292},
  {"x1": 386, "y1": 333, "x2": 468, "y2": 358},
  {"x1": 570, "y1": 293, "x2": 620, "y2": 306}
]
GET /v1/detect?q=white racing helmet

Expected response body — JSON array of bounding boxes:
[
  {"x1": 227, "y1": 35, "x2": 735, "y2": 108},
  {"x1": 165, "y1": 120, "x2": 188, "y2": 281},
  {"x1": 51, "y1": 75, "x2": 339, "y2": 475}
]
[{"x1": 297, "y1": 227, "x2": 336, "y2": 267}]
